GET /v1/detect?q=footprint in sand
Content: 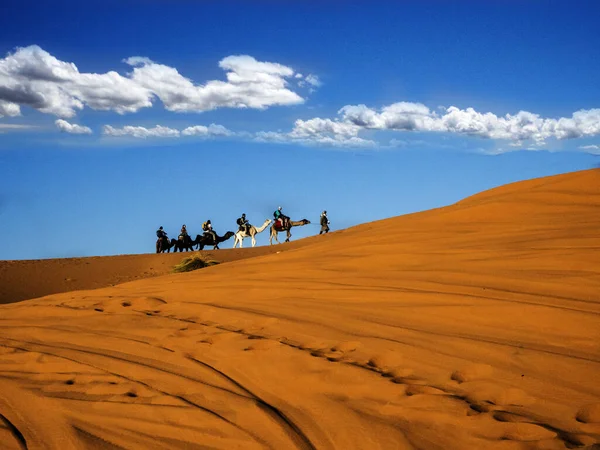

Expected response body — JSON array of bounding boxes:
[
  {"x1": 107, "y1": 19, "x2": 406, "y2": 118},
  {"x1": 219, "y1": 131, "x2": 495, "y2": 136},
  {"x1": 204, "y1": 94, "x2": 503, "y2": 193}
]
[
  {"x1": 404, "y1": 385, "x2": 447, "y2": 396},
  {"x1": 366, "y1": 351, "x2": 404, "y2": 371},
  {"x1": 466, "y1": 386, "x2": 535, "y2": 408},
  {"x1": 244, "y1": 339, "x2": 280, "y2": 351},
  {"x1": 331, "y1": 341, "x2": 363, "y2": 353},
  {"x1": 576, "y1": 403, "x2": 600, "y2": 423},
  {"x1": 451, "y1": 363, "x2": 493, "y2": 383},
  {"x1": 387, "y1": 367, "x2": 417, "y2": 383},
  {"x1": 502, "y1": 423, "x2": 556, "y2": 441}
]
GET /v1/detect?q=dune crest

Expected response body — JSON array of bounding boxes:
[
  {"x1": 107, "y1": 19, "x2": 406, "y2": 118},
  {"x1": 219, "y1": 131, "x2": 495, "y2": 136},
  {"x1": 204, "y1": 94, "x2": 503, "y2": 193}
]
[{"x1": 1, "y1": 169, "x2": 600, "y2": 449}]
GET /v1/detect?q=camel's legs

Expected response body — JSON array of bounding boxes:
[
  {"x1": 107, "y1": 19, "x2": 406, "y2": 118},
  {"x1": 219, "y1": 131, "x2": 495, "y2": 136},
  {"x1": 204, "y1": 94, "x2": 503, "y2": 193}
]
[{"x1": 270, "y1": 230, "x2": 280, "y2": 245}]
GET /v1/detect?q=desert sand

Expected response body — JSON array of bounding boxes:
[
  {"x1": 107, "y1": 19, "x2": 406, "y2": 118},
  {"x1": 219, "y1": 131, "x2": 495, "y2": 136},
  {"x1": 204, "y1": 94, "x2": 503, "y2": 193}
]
[{"x1": 1, "y1": 168, "x2": 599, "y2": 449}]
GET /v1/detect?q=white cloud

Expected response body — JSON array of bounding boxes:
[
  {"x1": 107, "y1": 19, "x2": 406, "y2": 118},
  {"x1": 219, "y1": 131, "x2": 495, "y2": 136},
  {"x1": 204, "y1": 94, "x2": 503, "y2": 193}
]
[
  {"x1": 305, "y1": 74, "x2": 321, "y2": 87},
  {"x1": 255, "y1": 127, "x2": 375, "y2": 149},
  {"x1": 0, "y1": 100, "x2": 21, "y2": 117},
  {"x1": 102, "y1": 123, "x2": 234, "y2": 139},
  {"x1": 103, "y1": 124, "x2": 180, "y2": 138},
  {"x1": 298, "y1": 73, "x2": 321, "y2": 90},
  {"x1": 0, "y1": 45, "x2": 153, "y2": 117},
  {"x1": 252, "y1": 113, "x2": 374, "y2": 148},
  {"x1": 251, "y1": 103, "x2": 600, "y2": 151},
  {"x1": 55, "y1": 119, "x2": 92, "y2": 134},
  {"x1": 332, "y1": 102, "x2": 600, "y2": 147},
  {"x1": 181, "y1": 124, "x2": 232, "y2": 137},
  {"x1": 579, "y1": 144, "x2": 600, "y2": 154},
  {"x1": 0, "y1": 123, "x2": 38, "y2": 133},
  {"x1": 0, "y1": 45, "x2": 308, "y2": 118},
  {"x1": 125, "y1": 54, "x2": 304, "y2": 112},
  {"x1": 290, "y1": 117, "x2": 360, "y2": 138}
]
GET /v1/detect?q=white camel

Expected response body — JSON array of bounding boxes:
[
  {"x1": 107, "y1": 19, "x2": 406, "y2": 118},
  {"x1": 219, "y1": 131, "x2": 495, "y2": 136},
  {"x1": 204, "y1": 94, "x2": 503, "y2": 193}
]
[{"x1": 233, "y1": 219, "x2": 272, "y2": 248}]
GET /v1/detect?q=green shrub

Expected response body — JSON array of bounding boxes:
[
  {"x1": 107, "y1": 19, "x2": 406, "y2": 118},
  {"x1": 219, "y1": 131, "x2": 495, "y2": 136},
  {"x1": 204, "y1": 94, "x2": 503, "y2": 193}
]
[{"x1": 172, "y1": 255, "x2": 219, "y2": 273}]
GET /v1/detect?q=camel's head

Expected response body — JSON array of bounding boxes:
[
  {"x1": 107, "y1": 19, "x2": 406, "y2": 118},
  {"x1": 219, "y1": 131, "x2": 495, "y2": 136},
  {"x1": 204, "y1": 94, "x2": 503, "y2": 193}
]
[
  {"x1": 301, "y1": 219, "x2": 311, "y2": 225},
  {"x1": 223, "y1": 231, "x2": 235, "y2": 240}
]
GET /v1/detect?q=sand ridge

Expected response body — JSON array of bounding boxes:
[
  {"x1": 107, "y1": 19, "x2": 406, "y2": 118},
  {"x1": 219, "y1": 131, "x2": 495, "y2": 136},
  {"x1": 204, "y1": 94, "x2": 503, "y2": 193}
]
[
  {"x1": 1, "y1": 169, "x2": 599, "y2": 449},
  {"x1": 0, "y1": 239, "x2": 321, "y2": 305}
]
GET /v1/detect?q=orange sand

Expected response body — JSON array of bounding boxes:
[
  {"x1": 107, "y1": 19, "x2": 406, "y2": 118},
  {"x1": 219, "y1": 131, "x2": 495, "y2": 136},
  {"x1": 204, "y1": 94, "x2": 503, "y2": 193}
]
[{"x1": 1, "y1": 169, "x2": 599, "y2": 449}]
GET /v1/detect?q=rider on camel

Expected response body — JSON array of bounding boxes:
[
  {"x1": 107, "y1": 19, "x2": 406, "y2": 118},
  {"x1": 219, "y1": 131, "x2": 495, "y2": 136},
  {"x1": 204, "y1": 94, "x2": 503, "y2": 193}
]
[
  {"x1": 202, "y1": 220, "x2": 217, "y2": 243},
  {"x1": 179, "y1": 224, "x2": 189, "y2": 241},
  {"x1": 156, "y1": 226, "x2": 168, "y2": 240},
  {"x1": 236, "y1": 213, "x2": 250, "y2": 234},
  {"x1": 273, "y1": 206, "x2": 289, "y2": 229}
]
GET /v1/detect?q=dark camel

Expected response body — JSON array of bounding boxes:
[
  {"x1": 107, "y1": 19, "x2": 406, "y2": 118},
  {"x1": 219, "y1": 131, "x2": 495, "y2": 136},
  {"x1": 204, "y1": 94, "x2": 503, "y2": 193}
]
[
  {"x1": 173, "y1": 235, "x2": 196, "y2": 252},
  {"x1": 194, "y1": 231, "x2": 235, "y2": 250},
  {"x1": 156, "y1": 236, "x2": 176, "y2": 253}
]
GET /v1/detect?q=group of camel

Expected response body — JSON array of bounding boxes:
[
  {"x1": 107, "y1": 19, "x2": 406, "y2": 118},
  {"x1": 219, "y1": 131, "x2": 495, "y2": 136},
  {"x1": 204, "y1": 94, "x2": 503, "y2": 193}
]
[{"x1": 156, "y1": 217, "x2": 311, "y2": 253}]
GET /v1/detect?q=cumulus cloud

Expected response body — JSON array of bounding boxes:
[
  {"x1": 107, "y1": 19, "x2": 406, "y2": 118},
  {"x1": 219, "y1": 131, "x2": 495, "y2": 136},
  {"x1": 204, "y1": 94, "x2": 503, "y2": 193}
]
[
  {"x1": 579, "y1": 144, "x2": 600, "y2": 150},
  {"x1": 322, "y1": 102, "x2": 600, "y2": 148},
  {"x1": 251, "y1": 102, "x2": 600, "y2": 151},
  {"x1": 252, "y1": 112, "x2": 375, "y2": 148},
  {"x1": 254, "y1": 130, "x2": 375, "y2": 148},
  {"x1": 254, "y1": 117, "x2": 375, "y2": 148},
  {"x1": 290, "y1": 117, "x2": 360, "y2": 138},
  {"x1": 103, "y1": 124, "x2": 180, "y2": 138},
  {"x1": 0, "y1": 100, "x2": 20, "y2": 117},
  {"x1": 181, "y1": 124, "x2": 232, "y2": 137},
  {"x1": 0, "y1": 46, "x2": 153, "y2": 117},
  {"x1": 55, "y1": 119, "x2": 92, "y2": 134},
  {"x1": 125, "y1": 54, "x2": 303, "y2": 112},
  {"x1": 0, "y1": 45, "x2": 308, "y2": 118},
  {"x1": 102, "y1": 123, "x2": 234, "y2": 139}
]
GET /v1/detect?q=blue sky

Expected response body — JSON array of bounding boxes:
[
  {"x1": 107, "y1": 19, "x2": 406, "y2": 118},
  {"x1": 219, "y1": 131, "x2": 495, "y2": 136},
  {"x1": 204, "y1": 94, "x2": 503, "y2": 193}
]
[{"x1": 1, "y1": 0, "x2": 599, "y2": 260}]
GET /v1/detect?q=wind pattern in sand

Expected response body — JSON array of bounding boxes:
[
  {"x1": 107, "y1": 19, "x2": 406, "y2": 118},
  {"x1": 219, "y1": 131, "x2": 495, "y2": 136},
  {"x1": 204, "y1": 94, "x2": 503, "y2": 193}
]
[{"x1": 1, "y1": 169, "x2": 600, "y2": 449}]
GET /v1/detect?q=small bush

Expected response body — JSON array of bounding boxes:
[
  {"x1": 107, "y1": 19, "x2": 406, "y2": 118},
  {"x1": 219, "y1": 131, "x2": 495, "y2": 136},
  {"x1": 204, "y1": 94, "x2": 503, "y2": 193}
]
[{"x1": 172, "y1": 255, "x2": 219, "y2": 273}]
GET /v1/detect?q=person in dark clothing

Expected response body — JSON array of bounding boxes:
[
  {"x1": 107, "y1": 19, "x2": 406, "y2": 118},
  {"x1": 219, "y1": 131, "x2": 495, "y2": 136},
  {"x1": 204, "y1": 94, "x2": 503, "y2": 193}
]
[
  {"x1": 320, "y1": 210, "x2": 330, "y2": 234},
  {"x1": 156, "y1": 226, "x2": 168, "y2": 239},
  {"x1": 236, "y1": 213, "x2": 250, "y2": 234}
]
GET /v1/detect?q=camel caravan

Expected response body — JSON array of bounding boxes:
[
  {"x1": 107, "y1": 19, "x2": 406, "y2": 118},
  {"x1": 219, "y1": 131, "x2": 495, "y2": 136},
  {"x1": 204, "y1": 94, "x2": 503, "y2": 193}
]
[{"x1": 155, "y1": 207, "x2": 330, "y2": 253}]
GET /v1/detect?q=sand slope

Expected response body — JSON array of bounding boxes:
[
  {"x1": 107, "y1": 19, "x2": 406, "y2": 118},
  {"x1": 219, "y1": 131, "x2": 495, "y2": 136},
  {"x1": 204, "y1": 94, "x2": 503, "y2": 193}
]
[
  {"x1": 0, "y1": 240, "x2": 317, "y2": 305},
  {"x1": 1, "y1": 169, "x2": 599, "y2": 449}
]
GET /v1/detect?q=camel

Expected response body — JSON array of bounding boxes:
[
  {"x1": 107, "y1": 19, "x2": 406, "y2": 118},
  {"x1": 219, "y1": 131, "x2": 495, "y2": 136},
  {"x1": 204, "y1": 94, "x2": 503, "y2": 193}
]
[
  {"x1": 194, "y1": 231, "x2": 235, "y2": 250},
  {"x1": 156, "y1": 236, "x2": 176, "y2": 253},
  {"x1": 269, "y1": 218, "x2": 311, "y2": 245},
  {"x1": 173, "y1": 235, "x2": 195, "y2": 252},
  {"x1": 233, "y1": 219, "x2": 272, "y2": 248}
]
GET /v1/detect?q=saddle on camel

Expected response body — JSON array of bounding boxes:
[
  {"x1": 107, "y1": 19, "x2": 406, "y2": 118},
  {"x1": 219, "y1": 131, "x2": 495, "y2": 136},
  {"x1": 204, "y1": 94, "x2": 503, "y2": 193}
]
[
  {"x1": 273, "y1": 206, "x2": 290, "y2": 230},
  {"x1": 178, "y1": 224, "x2": 193, "y2": 246}
]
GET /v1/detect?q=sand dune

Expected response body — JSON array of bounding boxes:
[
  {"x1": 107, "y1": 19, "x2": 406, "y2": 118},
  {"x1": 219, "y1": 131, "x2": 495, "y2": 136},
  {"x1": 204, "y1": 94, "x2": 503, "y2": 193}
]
[
  {"x1": 1, "y1": 169, "x2": 600, "y2": 449},
  {"x1": 0, "y1": 240, "x2": 318, "y2": 305}
]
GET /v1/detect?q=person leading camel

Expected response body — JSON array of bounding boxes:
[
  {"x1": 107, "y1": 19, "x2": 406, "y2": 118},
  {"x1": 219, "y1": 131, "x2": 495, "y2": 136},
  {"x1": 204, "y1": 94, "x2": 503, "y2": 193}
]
[
  {"x1": 320, "y1": 210, "x2": 330, "y2": 234},
  {"x1": 236, "y1": 213, "x2": 250, "y2": 234}
]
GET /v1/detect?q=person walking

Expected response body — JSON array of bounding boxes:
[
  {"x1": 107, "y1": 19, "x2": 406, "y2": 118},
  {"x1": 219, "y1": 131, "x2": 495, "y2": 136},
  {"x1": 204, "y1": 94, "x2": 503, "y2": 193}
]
[{"x1": 320, "y1": 210, "x2": 330, "y2": 234}]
